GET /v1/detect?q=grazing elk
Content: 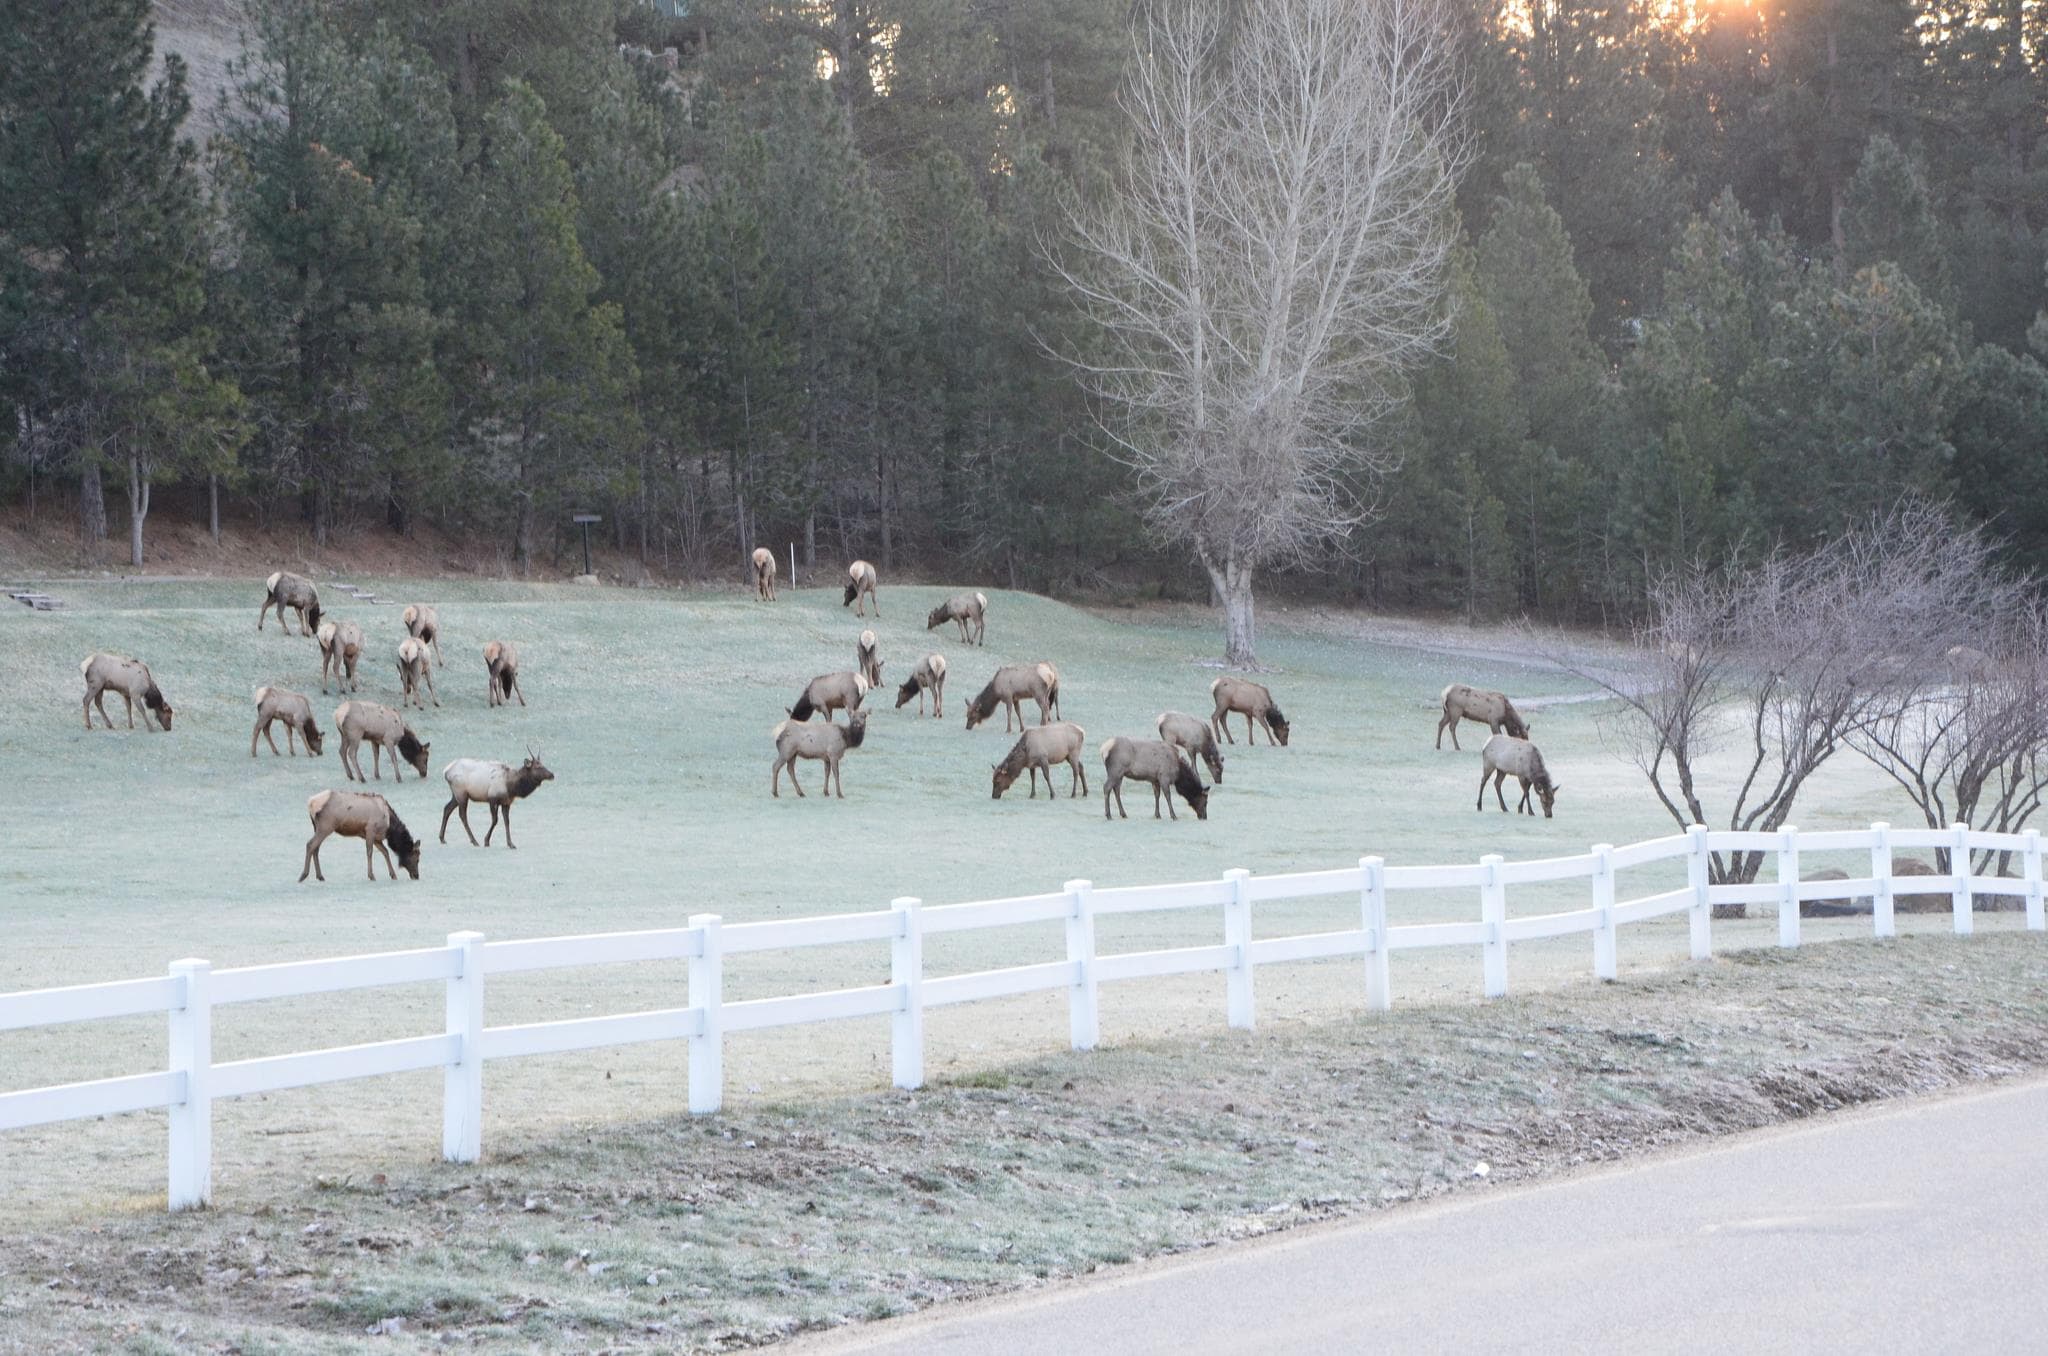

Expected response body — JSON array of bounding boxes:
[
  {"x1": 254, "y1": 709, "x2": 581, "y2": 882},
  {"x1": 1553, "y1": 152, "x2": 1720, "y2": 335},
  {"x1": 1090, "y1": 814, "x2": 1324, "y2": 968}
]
[
  {"x1": 1435, "y1": 684, "x2": 1529, "y2": 751},
  {"x1": 992, "y1": 722, "x2": 1089, "y2": 799},
  {"x1": 484, "y1": 641, "x2": 527, "y2": 707},
  {"x1": 1036, "y1": 661, "x2": 1063, "y2": 720},
  {"x1": 396, "y1": 637, "x2": 438, "y2": 709},
  {"x1": 259, "y1": 570, "x2": 322, "y2": 636},
  {"x1": 1102, "y1": 737, "x2": 1209, "y2": 821},
  {"x1": 299, "y1": 789, "x2": 421, "y2": 882},
  {"x1": 926, "y1": 591, "x2": 987, "y2": 645},
  {"x1": 896, "y1": 653, "x2": 948, "y2": 717},
  {"x1": 789, "y1": 670, "x2": 869, "y2": 722},
  {"x1": 1155, "y1": 710, "x2": 1225, "y2": 783},
  {"x1": 251, "y1": 686, "x2": 323, "y2": 757},
  {"x1": 856, "y1": 629, "x2": 884, "y2": 688},
  {"x1": 965, "y1": 663, "x2": 1056, "y2": 732},
  {"x1": 440, "y1": 751, "x2": 554, "y2": 848},
  {"x1": 842, "y1": 559, "x2": 879, "y2": 616},
  {"x1": 1478, "y1": 733, "x2": 1561, "y2": 818},
  {"x1": 1946, "y1": 644, "x2": 1994, "y2": 683},
  {"x1": 752, "y1": 546, "x2": 778, "y2": 601},
  {"x1": 401, "y1": 604, "x2": 444, "y2": 666},
  {"x1": 80, "y1": 653, "x2": 173, "y2": 731},
  {"x1": 1210, "y1": 676, "x2": 1289, "y2": 746},
  {"x1": 772, "y1": 709, "x2": 867, "y2": 798},
  {"x1": 316, "y1": 620, "x2": 365, "y2": 694},
  {"x1": 334, "y1": 700, "x2": 430, "y2": 782}
]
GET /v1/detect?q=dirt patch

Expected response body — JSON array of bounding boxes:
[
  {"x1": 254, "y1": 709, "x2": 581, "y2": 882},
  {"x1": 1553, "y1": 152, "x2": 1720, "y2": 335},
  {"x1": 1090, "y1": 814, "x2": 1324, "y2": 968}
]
[{"x1": 4, "y1": 932, "x2": 2045, "y2": 1353}]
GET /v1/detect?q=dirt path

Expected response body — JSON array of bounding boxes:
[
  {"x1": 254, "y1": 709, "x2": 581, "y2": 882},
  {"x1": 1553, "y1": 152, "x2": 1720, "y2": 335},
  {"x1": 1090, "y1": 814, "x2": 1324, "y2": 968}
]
[{"x1": 6, "y1": 932, "x2": 2044, "y2": 1353}]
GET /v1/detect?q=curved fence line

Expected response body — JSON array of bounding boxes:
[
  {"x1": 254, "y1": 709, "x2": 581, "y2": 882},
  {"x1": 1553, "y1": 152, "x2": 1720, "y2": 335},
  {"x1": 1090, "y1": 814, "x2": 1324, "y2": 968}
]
[{"x1": 2, "y1": 821, "x2": 2042, "y2": 1211}]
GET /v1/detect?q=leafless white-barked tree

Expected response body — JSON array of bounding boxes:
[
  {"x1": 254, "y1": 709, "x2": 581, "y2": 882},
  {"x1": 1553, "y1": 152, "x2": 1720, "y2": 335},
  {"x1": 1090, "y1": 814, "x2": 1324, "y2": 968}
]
[{"x1": 1049, "y1": 0, "x2": 1467, "y2": 666}]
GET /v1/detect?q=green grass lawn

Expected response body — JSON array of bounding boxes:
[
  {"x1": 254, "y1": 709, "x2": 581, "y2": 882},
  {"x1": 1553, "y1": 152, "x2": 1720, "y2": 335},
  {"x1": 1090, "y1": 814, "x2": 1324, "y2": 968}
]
[{"x1": 0, "y1": 574, "x2": 1955, "y2": 1219}]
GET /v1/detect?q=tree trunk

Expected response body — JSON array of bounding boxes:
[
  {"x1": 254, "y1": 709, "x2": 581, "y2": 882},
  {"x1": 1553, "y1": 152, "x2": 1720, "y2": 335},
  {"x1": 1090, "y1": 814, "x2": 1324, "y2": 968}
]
[
  {"x1": 515, "y1": 495, "x2": 534, "y2": 575},
  {"x1": 804, "y1": 510, "x2": 817, "y2": 570},
  {"x1": 126, "y1": 455, "x2": 149, "y2": 567},
  {"x1": 79, "y1": 462, "x2": 106, "y2": 544},
  {"x1": 208, "y1": 474, "x2": 220, "y2": 543},
  {"x1": 1204, "y1": 552, "x2": 1257, "y2": 668}
]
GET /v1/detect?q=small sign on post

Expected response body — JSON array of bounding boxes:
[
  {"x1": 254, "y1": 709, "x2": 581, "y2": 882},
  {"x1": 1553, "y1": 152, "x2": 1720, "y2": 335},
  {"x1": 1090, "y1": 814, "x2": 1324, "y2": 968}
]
[{"x1": 571, "y1": 513, "x2": 602, "y2": 577}]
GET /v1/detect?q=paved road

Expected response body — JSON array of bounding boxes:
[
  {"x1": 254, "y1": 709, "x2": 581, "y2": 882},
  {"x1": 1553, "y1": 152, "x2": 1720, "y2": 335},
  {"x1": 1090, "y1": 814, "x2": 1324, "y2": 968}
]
[{"x1": 795, "y1": 1077, "x2": 2048, "y2": 1354}]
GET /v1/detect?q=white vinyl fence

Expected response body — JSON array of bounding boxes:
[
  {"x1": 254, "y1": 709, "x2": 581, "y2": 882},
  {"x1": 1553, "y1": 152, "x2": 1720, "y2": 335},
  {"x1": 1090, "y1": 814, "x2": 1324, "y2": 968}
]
[{"x1": 4, "y1": 821, "x2": 2042, "y2": 1211}]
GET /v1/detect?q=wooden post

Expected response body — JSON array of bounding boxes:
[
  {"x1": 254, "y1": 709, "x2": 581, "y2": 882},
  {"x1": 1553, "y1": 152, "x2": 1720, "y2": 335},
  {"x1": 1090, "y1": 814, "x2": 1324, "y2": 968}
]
[
  {"x1": 1871, "y1": 822, "x2": 1895, "y2": 939},
  {"x1": 687, "y1": 914, "x2": 723, "y2": 1114},
  {"x1": 1064, "y1": 879, "x2": 1098, "y2": 1051},
  {"x1": 442, "y1": 931, "x2": 485, "y2": 1163},
  {"x1": 1777, "y1": 827, "x2": 1800, "y2": 949},
  {"x1": 1224, "y1": 868, "x2": 1254, "y2": 1029},
  {"x1": 1591, "y1": 844, "x2": 1617, "y2": 982},
  {"x1": 1481, "y1": 854, "x2": 1506, "y2": 998},
  {"x1": 1360, "y1": 856, "x2": 1390, "y2": 1013},
  {"x1": 891, "y1": 897, "x2": 924, "y2": 1088},
  {"x1": 167, "y1": 959, "x2": 211, "y2": 1211},
  {"x1": 1687, "y1": 824, "x2": 1711, "y2": 960},
  {"x1": 2027, "y1": 829, "x2": 2044, "y2": 932},
  {"x1": 1952, "y1": 823, "x2": 1974, "y2": 936}
]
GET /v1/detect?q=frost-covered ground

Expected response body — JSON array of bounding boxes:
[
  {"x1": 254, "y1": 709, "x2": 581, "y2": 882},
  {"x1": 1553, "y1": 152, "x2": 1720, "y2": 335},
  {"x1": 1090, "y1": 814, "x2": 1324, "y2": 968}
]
[{"x1": 0, "y1": 577, "x2": 1955, "y2": 1225}]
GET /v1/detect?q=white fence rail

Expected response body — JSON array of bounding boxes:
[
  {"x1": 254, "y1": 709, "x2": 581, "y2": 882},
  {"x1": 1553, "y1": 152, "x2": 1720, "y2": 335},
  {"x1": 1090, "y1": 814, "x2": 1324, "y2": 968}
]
[{"x1": 4, "y1": 821, "x2": 2043, "y2": 1211}]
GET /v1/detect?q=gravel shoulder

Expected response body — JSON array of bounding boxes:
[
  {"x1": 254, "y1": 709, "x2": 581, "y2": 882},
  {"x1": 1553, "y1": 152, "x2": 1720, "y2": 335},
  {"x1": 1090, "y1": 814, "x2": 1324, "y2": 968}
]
[{"x1": 6, "y1": 931, "x2": 2045, "y2": 1354}]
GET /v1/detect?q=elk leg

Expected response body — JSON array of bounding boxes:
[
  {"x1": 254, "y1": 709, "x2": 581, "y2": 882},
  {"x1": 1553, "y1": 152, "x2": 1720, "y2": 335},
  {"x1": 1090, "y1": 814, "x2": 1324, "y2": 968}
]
[
  {"x1": 771, "y1": 758, "x2": 783, "y2": 798},
  {"x1": 1071, "y1": 758, "x2": 1086, "y2": 797},
  {"x1": 457, "y1": 801, "x2": 477, "y2": 844},
  {"x1": 369, "y1": 743, "x2": 384, "y2": 779},
  {"x1": 1104, "y1": 776, "x2": 1116, "y2": 819},
  {"x1": 378, "y1": 840, "x2": 400, "y2": 879},
  {"x1": 439, "y1": 797, "x2": 457, "y2": 845},
  {"x1": 1213, "y1": 712, "x2": 1233, "y2": 745},
  {"x1": 1517, "y1": 779, "x2": 1532, "y2": 815},
  {"x1": 300, "y1": 829, "x2": 329, "y2": 882},
  {"x1": 484, "y1": 804, "x2": 501, "y2": 845},
  {"x1": 832, "y1": 755, "x2": 846, "y2": 799},
  {"x1": 1477, "y1": 763, "x2": 1490, "y2": 812},
  {"x1": 1494, "y1": 770, "x2": 1510, "y2": 813},
  {"x1": 788, "y1": 761, "x2": 805, "y2": 797},
  {"x1": 424, "y1": 666, "x2": 438, "y2": 706},
  {"x1": 502, "y1": 803, "x2": 519, "y2": 847},
  {"x1": 259, "y1": 599, "x2": 271, "y2": 631},
  {"x1": 1152, "y1": 783, "x2": 1164, "y2": 818},
  {"x1": 513, "y1": 674, "x2": 526, "y2": 707}
]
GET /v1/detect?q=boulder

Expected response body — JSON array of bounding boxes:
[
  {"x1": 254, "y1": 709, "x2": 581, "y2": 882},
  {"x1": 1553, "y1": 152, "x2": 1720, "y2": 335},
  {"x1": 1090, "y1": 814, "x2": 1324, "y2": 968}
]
[{"x1": 1800, "y1": 867, "x2": 1870, "y2": 917}]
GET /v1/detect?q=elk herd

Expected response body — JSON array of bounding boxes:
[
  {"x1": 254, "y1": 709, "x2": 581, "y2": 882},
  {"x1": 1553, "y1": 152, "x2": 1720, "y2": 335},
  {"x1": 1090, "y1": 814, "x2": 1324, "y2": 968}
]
[
  {"x1": 82, "y1": 569, "x2": 548, "y2": 884},
  {"x1": 72, "y1": 555, "x2": 1600, "y2": 885}
]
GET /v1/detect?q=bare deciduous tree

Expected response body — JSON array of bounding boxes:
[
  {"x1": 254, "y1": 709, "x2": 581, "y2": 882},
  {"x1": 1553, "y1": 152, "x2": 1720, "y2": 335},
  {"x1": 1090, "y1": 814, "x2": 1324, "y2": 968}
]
[
  {"x1": 1048, "y1": 0, "x2": 1466, "y2": 666},
  {"x1": 1543, "y1": 506, "x2": 2028, "y2": 885}
]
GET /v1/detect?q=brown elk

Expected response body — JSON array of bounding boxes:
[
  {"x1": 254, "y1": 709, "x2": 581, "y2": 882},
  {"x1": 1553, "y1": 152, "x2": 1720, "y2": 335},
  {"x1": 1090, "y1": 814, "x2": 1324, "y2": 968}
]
[
  {"x1": 752, "y1": 546, "x2": 778, "y2": 601},
  {"x1": 789, "y1": 670, "x2": 869, "y2": 722},
  {"x1": 80, "y1": 654, "x2": 173, "y2": 731},
  {"x1": 259, "y1": 571, "x2": 322, "y2": 636},
  {"x1": 992, "y1": 722, "x2": 1089, "y2": 799},
  {"x1": 1155, "y1": 710, "x2": 1224, "y2": 783},
  {"x1": 334, "y1": 700, "x2": 430, "y2": 782},
  {"x1": 1036, "y1": 661, "x2": 1063, "y2": 720},
  {"x1": 842, "y1": 559, "x2": 879, "y2": 616},
  {"x1": 926, "y1": 591, "x2": 987, "y2": 645},
  {"x1": 401, "y1": 604, "x2": 444, "y2": 666},
  {"x1": 1210, "y1": 676, "x2": 1289, "y2": 746},
  {"x1": 856, "y1": 629, "x2": 884, "y2": 689},
  {"x1": 965, "y1": 663, "x2": 1056, "y2": 732},
  {"x1": 397, "y1": 637, "x2": 438, "y2": 708},
  {"x1": 299, "y1": 789, "x2": 421, "y2": 882},
  {"x1": 484, "y1": 641, "x2": 527, "y2": 707},
  {"x1": 316, "y1": 620, "x2": 365, "y2": 694},
  {"x1": 896, "y1": 653, "x2": 948, "y2": 716},
  {"x1": 251, "y1": 686, "x2": 323, "y2": 757},
  {"x1": 1102, "y1": 737, "x2": 1209, "y2": 820},
  {"x1": 440, "y1": 752, "x2": 554, "y2": 848},
  {"x1": 772, "y1": 709, "x2": 867, "y2": 797},
  {"x1": 1478, "y1": 733, "x2": 1561, "y2": 818},
  {"x1": 1435, "y1": 684, "x2": 1529, "y2": 751}
]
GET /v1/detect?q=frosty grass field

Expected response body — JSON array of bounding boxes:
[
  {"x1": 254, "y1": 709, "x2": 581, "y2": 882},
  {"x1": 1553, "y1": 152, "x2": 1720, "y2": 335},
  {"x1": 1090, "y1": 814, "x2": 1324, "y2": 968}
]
[{"x1": 0, "y1": 575, "x2": 1978, "y2": 1219}]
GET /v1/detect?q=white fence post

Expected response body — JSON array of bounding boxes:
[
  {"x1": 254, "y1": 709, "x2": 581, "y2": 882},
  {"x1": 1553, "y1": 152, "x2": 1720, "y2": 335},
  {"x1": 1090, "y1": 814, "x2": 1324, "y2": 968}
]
[
  {"x1": 1950, "y1": 823, "x2": 1974, "y2": 936},
  {"x1": 1592, "y1": 844, "x2": 1617, "y2": 982},
  {"x1": 1360, "y1": 856, "x2": 1390, "y2": 1013},
  {"x1": 442, "y1": 931, "x2": 485, "y2": 1164},
  {"x1": 1480, "y1": 854, "x2": 1506, "y2": 998},
  {"x1": 1224, "y1": 868, "x2": 1254, "y2": 1029},
  {"x1": 1871, "y1": 822, "x2": 1896, "y2": 939},
  {"x1": 1777, "y1": 827, "x2": 1800, "y2": 949},
  {"x1": 687, "y1": 914, "x2": 723, "y2": 1115},
  {"x1": 891, "y1": 897, "x2": 925, "y2": 1088},
  {"x1": 1063, "y1": 879, "x2": 1098, "y2": 1052},
  {"x1": 166, "y1": 958, "x2": 211, "y2": 1211},
  {"x1": 2027, "y1": 829, "x2": 2044, "y2": 932},
  {"x1": 1687, "y1": 824, "x2": 1712, "y2": 960}
]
